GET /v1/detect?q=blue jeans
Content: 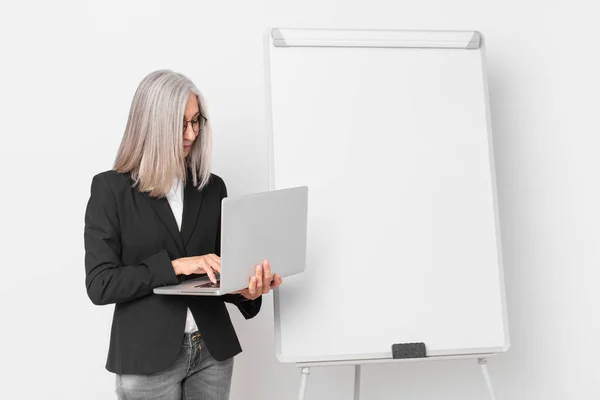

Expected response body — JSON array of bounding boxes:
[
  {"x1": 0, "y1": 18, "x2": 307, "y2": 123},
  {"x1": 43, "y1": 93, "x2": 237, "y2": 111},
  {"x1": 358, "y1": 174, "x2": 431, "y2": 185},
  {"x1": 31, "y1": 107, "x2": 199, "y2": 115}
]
[{"x1": 116, "y1": 332, "x2": 234, "y2": 400}]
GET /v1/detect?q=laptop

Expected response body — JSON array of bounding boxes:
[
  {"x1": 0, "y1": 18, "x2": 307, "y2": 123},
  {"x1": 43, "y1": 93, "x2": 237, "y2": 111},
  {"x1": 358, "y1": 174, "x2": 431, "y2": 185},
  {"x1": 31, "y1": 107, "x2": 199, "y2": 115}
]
[{"x1": 153, "y1": 186, "x2": 308, "y2": 296}]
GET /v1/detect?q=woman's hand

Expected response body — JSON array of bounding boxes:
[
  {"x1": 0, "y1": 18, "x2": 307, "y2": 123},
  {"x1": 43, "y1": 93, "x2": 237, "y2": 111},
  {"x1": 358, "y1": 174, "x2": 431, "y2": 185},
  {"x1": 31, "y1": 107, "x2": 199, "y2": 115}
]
[
  {"x1": 234, "y1": 259, "x2": 283, "y2": 300},
  {"x1": 172, "y1": 254, "x2": 221, "y2": 283}
]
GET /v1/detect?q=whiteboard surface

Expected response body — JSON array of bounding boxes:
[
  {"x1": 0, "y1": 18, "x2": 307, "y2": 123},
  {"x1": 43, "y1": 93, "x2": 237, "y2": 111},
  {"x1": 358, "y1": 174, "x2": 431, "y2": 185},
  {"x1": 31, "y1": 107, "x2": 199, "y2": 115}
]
[{"x1": 265, "y1": 29, "x2": 509, "y2": 363}]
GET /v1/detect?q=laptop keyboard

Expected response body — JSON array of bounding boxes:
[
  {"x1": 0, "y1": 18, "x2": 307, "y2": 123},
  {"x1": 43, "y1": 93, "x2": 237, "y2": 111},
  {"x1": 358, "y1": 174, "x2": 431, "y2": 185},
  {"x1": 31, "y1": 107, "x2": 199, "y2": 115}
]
[{"x1": 195, "y1": 280, "x2": 220, "y2": 288}]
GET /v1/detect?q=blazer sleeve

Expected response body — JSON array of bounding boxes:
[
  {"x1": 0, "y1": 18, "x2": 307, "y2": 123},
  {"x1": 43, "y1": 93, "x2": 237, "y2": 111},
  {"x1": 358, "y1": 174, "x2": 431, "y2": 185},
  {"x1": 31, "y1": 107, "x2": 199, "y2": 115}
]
[
  {"x1": 84, "y1": 173, "x2": 179, "y2": 306},
  {"x1": 216, "y1": 177, "x2": 262, "y2": 319}
]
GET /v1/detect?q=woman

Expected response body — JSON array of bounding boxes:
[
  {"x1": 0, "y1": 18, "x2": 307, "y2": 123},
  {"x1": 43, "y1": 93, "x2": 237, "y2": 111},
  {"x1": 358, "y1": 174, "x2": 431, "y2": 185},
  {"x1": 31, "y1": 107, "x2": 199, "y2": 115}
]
[{"x1": 84, "y1": 69, "x2": 282, "y2": 400}]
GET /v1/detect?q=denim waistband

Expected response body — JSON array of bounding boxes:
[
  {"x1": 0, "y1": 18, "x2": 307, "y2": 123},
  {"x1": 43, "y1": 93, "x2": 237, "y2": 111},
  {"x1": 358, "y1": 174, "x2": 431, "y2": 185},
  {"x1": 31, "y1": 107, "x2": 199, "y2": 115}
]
[{"x1": 182, "y1": 331, "x2": 202, "y2": 348}]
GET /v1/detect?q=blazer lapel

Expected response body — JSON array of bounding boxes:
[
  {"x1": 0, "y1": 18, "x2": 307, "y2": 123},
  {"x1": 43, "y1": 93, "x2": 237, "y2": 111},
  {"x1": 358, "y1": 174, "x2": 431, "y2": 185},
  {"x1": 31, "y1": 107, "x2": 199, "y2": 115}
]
[
  {"x1": 124, "y1": 170, "x2": 184, "y2": 255},
  {"x1": 181, "y1": 169, "x2": 204, "y2": 249},
  {"x1": 142, "y1": 193, "x2": 186, "y2": 255}
]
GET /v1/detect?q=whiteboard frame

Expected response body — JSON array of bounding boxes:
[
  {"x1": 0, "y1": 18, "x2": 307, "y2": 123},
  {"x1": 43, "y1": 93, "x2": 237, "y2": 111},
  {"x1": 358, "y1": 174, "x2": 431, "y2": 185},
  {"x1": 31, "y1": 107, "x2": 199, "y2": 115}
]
[
  {"x1": 296, "y1": 352, "x2": 498, "y2": 368},
  {"x1": 264, "y1": 28, "x2": 510, "y2": 364}
]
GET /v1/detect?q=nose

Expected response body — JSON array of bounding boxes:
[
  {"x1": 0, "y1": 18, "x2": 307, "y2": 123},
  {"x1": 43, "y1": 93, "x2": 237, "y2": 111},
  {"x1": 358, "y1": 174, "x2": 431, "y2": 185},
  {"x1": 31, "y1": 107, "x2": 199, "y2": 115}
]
[{"x1": 183, "y1": 123, "x2": 196, "y2": 141}]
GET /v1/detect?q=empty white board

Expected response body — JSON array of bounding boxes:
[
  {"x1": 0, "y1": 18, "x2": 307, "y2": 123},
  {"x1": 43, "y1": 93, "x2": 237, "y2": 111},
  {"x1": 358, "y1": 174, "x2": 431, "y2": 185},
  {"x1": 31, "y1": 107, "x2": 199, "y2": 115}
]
[{"x1": 264, "y1": 28, "x2": 509, "y2": 364}]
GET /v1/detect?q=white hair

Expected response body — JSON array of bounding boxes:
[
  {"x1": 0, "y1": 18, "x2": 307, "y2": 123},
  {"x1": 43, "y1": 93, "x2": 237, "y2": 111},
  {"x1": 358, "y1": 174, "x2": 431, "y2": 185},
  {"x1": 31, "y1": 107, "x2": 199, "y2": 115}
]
[{"x1": 114, "y1": 69, "x2": 213, "y2": 197}]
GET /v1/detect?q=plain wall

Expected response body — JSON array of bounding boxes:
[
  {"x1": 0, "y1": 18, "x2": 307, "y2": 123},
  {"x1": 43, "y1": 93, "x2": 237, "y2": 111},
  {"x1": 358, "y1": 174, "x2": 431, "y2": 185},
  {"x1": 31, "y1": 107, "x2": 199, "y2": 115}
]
[{"x1": 1, "y1": 0, "x2": 598, "y2": 399}]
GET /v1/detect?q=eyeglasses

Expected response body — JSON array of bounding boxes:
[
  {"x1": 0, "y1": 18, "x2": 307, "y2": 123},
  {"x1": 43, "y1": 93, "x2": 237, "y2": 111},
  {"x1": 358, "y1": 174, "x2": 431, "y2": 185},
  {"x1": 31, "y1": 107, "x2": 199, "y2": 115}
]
[{"x1": 183, "y1": 114, "x2": 207, "y2": 134}]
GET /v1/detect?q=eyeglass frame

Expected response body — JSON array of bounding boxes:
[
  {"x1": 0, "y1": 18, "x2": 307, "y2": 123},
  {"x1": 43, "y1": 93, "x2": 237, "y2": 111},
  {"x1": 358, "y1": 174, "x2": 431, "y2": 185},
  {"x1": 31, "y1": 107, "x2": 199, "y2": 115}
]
[{"x1": 183, "y1": 113, "x2": 207, "y2": 134}]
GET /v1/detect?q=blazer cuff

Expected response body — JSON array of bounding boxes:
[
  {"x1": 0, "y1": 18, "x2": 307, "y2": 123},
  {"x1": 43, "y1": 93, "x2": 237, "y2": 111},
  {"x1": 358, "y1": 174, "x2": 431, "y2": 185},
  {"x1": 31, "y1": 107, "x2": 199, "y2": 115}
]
[
  {"x1": 145, "y1": 249, "x2": 178, "y2": 288},
  {"x1": 238, "y1": 295, "x2": 262, "y2": 320}
]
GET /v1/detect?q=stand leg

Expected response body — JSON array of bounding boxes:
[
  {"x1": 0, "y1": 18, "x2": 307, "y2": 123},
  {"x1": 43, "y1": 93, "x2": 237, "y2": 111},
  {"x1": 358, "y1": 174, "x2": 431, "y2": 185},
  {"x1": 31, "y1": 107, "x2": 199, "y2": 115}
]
[
  {"x1": 298, "y1": 367, "x2": 311, "y2": 400},
  {"x1": 477, "y1": 358, "x2": 497, "y2": 400},
  {"x1": 354, "y1": 365, "x2": 361, "y2": 400}
]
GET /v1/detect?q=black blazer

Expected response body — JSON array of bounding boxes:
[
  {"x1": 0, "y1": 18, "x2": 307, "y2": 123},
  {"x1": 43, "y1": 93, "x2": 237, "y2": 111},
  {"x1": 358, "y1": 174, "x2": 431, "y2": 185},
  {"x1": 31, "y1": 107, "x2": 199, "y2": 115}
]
[{"x1": 84, "y1": 168, "x2": 261, "y2": 374}]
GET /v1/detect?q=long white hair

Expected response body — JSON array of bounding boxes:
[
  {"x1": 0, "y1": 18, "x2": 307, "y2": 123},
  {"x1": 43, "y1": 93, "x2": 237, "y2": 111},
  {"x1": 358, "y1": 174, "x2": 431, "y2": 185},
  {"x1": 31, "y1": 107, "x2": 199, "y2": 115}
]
[{"x1": 114, "y1": 69, "x2": 212, "y2": 197}]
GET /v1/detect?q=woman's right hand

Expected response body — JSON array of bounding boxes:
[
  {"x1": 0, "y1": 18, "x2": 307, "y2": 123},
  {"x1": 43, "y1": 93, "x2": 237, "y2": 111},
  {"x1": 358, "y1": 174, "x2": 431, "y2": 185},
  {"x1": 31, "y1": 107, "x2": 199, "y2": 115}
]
[{"x1": 171, "y1": 254, "x2": 221, "y2": 283}]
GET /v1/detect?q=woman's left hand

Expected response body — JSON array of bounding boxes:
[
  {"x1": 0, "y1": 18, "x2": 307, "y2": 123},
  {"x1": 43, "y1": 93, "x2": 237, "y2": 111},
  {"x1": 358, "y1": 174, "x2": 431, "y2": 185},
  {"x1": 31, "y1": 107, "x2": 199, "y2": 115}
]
[{"x1": 234, "y1": 259, "x2": 282, "y2": 300}]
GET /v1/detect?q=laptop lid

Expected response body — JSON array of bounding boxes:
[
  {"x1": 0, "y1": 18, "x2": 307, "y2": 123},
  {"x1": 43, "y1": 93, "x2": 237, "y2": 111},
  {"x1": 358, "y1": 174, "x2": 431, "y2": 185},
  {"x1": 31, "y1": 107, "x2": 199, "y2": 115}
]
[{"x1": 219, "y1": 186, "x2": 308, "y2": 294}]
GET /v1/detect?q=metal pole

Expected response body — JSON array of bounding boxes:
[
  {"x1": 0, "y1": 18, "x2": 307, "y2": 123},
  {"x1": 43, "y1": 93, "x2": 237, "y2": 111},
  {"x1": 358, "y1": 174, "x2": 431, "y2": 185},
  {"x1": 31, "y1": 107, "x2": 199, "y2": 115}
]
[
  {"x1": 477, "y1": 358, "x2": 497, "y2": 400},
  {"x1": 354, "y1": 365, "x2": 362, "y2": 400},
  {"x1": 298, "y1": 367, "x2": 311, "y2": 400}
]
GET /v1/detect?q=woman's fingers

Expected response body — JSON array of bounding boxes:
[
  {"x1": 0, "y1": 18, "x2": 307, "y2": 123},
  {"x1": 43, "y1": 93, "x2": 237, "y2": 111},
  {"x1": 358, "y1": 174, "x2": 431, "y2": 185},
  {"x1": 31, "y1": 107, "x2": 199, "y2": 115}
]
[
  {"x1": 204, "y1": 256, "x2": 221, "y2": 273},
  {"x1": 199, "y1": 259, "x2": 217, "y2": 284},
  {"x1": 205, "y1": 269, "x2": 217, "y2": 284},
  {"x1": 248, "y1": 276, "x2": 257, "y2": 297},
  {"x1": 271, "y1": 274, "x2": 282, "y2": 289},
  {"x1": 254, "y1": 264, "x2": 263, "y2": 294},
  {"x1": 238, "y1": 261, "x2": 282, "y2": 299},
  {"x1": 262, "y1": 259, "x2": 271, "y2": 294},
  {"x1": 206, "y1": 253, "x2": 220, "y2": 261},
  {"x1": 206, "y1": 253, "x2": 221, "y2": 266}
]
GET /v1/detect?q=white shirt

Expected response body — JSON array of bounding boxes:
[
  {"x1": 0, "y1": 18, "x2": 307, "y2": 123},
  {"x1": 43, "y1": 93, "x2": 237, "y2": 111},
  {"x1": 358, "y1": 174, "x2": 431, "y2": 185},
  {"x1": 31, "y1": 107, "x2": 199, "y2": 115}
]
[{"x1": 166, "y1": 178, "x2": 198, "y2": 334}]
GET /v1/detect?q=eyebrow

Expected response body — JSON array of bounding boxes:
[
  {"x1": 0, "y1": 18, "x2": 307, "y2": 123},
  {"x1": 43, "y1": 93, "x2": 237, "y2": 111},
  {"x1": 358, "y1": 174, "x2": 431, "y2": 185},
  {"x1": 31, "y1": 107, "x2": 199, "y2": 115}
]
[{"x1": 184, "y1": 111, "x2": 201, "y2": 120}]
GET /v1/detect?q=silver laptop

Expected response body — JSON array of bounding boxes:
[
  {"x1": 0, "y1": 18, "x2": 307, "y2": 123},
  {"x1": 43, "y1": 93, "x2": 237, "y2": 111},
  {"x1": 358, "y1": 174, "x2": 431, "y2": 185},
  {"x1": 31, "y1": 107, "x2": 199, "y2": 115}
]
[{"x1": 154, "y1": 186, "x2": 308, "y2": 296}]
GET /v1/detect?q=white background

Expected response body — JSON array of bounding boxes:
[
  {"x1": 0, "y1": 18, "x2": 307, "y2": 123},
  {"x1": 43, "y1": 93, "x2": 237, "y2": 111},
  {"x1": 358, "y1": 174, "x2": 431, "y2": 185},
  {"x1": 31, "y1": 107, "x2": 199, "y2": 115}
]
[{"x1": 0, "y1": 1, "x2": 598, "y2": 399}]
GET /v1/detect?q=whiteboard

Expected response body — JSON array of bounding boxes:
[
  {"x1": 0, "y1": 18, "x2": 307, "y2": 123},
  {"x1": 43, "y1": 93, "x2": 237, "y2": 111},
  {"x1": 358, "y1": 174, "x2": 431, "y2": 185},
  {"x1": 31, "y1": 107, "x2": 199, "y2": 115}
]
[{"x1": 264, "y1": 28, "x2": 509, "y2": 364}]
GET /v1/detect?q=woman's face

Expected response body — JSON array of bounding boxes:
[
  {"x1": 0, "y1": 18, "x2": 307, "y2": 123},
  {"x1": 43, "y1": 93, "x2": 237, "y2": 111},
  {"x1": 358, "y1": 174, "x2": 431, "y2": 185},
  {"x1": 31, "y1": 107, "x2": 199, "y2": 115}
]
[{"x1": 183, "y1": 93, "x2": 200, "y2": 157}]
